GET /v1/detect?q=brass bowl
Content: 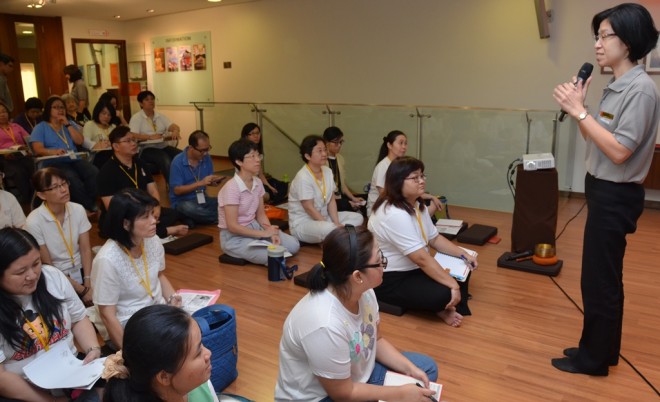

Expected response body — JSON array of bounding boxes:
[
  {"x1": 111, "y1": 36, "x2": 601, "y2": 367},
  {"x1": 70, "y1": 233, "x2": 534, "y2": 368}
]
[{"x1": 535, "y1": 243, "x2": 556, "y2": 258}]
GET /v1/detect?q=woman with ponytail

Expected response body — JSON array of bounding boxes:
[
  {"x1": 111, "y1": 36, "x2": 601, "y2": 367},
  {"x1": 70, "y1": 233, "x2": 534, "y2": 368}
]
[
  {"x1": 103, "y1": 304, "x2": 217, "y2": 402},
  {"x1": 275, "y1": 226, "x2": 437, "y2": 402}
]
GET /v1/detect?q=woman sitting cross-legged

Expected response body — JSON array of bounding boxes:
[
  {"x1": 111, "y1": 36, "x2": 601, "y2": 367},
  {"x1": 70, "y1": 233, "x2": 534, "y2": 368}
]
[
  {"x1": 0, "y1": 227, "x2": 102, "y2": 402},
  {"x1": 368, "y1": 156, "x2": 477, "y2": 327},
  {"x1": 275, "y1": 226, "x2": 438, "y2": 402},
  {"x1": 288, "y1": 135, "x2": 363, "y2": 244},
  {"x1": 102, "y1": 304, "x2": 217, "y2": 402},
  {"x1": 218, "y1": 139, "x2": 299, "y2": 264},
  {"x1": 91, "y1": 188, "x2": 182, "y2": 350},
  {"x1": 26, "y1": 167, "x2": 94, "y2": 307}
]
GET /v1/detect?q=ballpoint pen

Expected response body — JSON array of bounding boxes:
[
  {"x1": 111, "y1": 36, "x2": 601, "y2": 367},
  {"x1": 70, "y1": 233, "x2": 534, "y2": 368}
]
[
  {"x1": 416, "y1": 383, "x2": 439, "y2": 402},
  {"x1": 460, "y1": 254, "x2": 475, "y2": 269}
]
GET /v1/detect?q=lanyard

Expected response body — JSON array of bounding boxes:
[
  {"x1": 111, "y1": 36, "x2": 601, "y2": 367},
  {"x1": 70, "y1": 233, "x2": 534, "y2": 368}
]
[
  {"x1": 305, "y1": 164, "x2": 326, "y2": 203},
  {"x1": 44, "y1": 202, "x2": 76, "y2": 269},
  {"x1": 25, "y1": 114, "x2": 35, "y2": 130},
  {"x1": 24, "y1": 314, "x2": 51, "y2": 352},
  {"x1": 415, "y1": 207, "x2": 428, "y2": 244},
  {"x1": 146, "y1": 114, "x2": 158, "y2": 132},
  {"x1": 121, "y1": 243, "x2": 153, "y2": 299},
  {"x1": 51, "y1": 124, "x2": 71, "y2": 150},
  {"x1": 0, "y1": 125, "x2": 18, "y2": 144},
  {"x1": 188, "y1": 159, "x2": 202, "y2": 182},
  {"x1": 116, "y1": 159, "x2": 138, "y2": 188}
]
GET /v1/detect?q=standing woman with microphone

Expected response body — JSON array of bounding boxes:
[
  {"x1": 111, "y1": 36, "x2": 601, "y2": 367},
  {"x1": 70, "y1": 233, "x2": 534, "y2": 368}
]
[{"x1": 552, "y1": 3, "x2": 659, "y2": 376}]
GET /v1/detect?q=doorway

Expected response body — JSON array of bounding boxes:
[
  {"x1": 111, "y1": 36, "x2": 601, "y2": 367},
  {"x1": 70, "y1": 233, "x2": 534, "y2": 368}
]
[{"x1": 71, "y1": 38, "x2": 131, "y2": 122}]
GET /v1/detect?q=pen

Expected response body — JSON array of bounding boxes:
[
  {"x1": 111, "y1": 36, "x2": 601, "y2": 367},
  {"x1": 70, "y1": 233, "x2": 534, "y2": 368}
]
[
  {"x1": 460, "y1": 254, "x2": 475, "y2": 269},
  {"x1": 416, "y1": 383, "x2": 439, "y2": 402}
]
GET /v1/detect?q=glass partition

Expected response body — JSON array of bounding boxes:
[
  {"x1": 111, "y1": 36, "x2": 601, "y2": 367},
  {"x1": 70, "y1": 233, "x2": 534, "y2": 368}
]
[{"x1": 193, "y1": 102, "x2": 573, "y2": 212}]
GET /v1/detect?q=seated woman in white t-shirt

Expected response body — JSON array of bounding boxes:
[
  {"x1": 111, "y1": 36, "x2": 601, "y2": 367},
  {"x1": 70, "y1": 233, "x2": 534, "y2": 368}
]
[
  {"x1": 288, "y1": 135, "x2": 363, "y2": 244},
  {"x1": 368, "y1": 157, "x2": 478, "y2": 327},
  {"x1": 91, "y1": 188, "x2": 182, "y2": 350},
  {"x1": 0, "y1": 185, "x2": 26, "y2": 229},
  {"x1": 366, "y1": 130, "x2": 443, "y2": 217},
  {"x1": 218, "y1": 139, "x2": 299, "y2": 265},
  {"x1": 0, "y1": 227, "x2": 102, "y2": 402},
  {"x1": 275, "y1": 226, "x2": 438, "y2": 402},
  {"x1": 26, "y1": 167, "x2": 94, "y2": 307},
  {"x1": 102, "y1": 305, "x2": 218, "y2": 402}
]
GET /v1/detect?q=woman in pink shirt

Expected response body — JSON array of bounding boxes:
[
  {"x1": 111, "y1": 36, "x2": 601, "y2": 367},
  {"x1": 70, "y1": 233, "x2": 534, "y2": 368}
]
[
  {"x1": 218, "y1": 139, "x2": 299, "y2": 265},
  {"x1": 0, "y1": 101, "x2": 33, "y2": 204}
]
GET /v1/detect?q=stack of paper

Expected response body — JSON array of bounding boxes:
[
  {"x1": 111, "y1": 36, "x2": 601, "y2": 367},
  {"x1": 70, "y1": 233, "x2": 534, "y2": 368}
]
[
  {"x1": 379, "y1": 371, "x2": 442, "y2": 402},
  {"x1": 435, "y1": 219, "x2": 464, "y2": 235},
  {"x1": 433, "y1": 246, "x2": 477, "y2": 282},
  {"x1": 23, "y1": 342, "x2": 106, "y2": 390}
]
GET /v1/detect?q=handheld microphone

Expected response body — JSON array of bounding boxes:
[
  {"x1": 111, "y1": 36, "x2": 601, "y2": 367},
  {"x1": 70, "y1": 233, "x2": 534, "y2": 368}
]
[{"x1": 558, "y1": 62, "x2": 594, "y2": 122}]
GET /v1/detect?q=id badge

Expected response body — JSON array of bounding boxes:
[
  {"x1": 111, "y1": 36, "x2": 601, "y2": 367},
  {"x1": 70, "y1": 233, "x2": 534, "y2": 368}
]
[
  {"x1": 68, "y1": 151, "x2": 77, "y2": 160},
  {"x1": 196, "y1": 190, "x2": 206, "y2": 204}
]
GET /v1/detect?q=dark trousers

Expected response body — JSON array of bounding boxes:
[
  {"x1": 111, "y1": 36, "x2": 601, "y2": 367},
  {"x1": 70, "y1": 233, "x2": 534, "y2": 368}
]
[
  {"x1": 375, "y1": 268, "x2": 471, "y2": 315},
  {"x1": 574, "y1": 173, "x2": 644, "y2": 373},
  {"x1": 48, "y1": 159, "x2": 99, "y2": 212},
  {"x1": 140, "y1": 146, "x2": 181, "y2": 183},
  {"x1": 0, "y1": 155, "x2": 34, "y2": 204}
]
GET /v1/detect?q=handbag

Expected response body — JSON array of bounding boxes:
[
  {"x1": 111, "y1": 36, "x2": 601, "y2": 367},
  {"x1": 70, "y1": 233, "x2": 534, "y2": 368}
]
[{"x1": 193, "y1": 304, "x2": 239, "y2": 392}]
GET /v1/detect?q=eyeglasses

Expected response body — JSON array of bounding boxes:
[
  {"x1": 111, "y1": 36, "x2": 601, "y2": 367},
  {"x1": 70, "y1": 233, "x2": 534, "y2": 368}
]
[
  {"x1": 194, "y1": 145, "x2": 212, "y2": 154},
  {"x1": 362, "y1": 249, "x2": 388, "y2": 270},
  {"x1": 51, "y1": 105, "x2": 65, "y2": 110},
  {"x1": 405, "y1": 174, "x2": 427, "y2": 183},
  {"x1": 594, "y1": 32, "x2": 617, "y2": 42},
  {"x1": 117, "y1": 138, "x2": 138, "y2": 144},
  {"x1": 329, "y1": 139, "x2": 345, "y2": 145},
  {"x1": 247, "y1": 131, "x2": 261, "y2": 137},
  {"x1": 43, "y1": 181, "x2": 69, "y2": 192},
  {"x1": 244, "y1": 153, "x2": 264, "y2": 161}
]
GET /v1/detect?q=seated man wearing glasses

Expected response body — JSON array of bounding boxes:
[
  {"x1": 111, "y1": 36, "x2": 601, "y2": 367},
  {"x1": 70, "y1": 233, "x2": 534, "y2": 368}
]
[
  {"x1": 168, "y1": 130, "x2": 225, "y2": 227},
  {"x1": 97, "y1": 126, "x2": 188, "y2": 238}
]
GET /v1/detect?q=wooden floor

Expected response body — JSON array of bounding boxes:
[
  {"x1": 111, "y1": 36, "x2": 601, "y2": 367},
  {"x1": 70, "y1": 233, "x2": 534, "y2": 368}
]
[{"x1": 89, "y1": 168, "x2": 660, "y2": 401}]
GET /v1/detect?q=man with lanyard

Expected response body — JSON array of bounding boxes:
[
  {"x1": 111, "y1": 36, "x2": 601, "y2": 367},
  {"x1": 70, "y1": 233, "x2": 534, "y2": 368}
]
[
  {"x1": 169, "y1": 130, "x2": 225, "y2": 227},
  {"x1": 97, "y1": 126, "x2": 188, "y2": 239},
  {"x1": 128, "y1": 90, "x2": 181, "y2": 183}
]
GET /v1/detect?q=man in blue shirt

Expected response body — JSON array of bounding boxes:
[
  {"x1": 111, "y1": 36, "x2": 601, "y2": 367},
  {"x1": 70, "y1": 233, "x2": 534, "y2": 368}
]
[{"x1": 169, "y1": 130, "x2": 225, "y2": 227}]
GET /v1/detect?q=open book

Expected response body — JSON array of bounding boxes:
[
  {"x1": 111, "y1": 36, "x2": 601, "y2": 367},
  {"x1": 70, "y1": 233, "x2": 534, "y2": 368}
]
[
  {"x1": 178, "y1": 289, "x2": 221, "y2": 315},
  {"x1": 23, "y1": 341, "x2": 106, "y2": 390},
  {"x1": 433, "y1": 246, "x2": 477, "y2": 282},
  {"x1": 379, "y1": 371, "x2": 442, "y2": 402}
]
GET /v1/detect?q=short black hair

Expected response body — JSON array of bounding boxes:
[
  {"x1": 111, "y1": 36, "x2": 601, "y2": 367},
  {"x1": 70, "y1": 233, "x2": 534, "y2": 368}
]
[
  {"x1": 109, "y1": 125, "x2": 131, "y2": 144},
  {"x1": 92, "y1": 100, "x2": 116, "y2": 125},
  {"x1": 24, "y1": 97, "x2": 43, "y2": 111},
  {"x1": 592, "y1": 3, "x2": 659, "y2": 62},
  {"x1": 63, "y1": 64, "x2": 82, "y2": 82},
  {"x1": 188, "y1": 130, "x2": 209, "y2": 147},
  {"x1": 299, "y1": 135, "x2": 324, "y2": 163},
  {"x1": 106, "y1": 188, "x2": 160, "y2": 249},
  {"x1": 323, "y1": 126, "x2": 344, "y2": 142},
  {"x1": 228, "y1": 139, "x2": 259, "y2": 169},
  {"x1": 137, "y1": 90, "x2": 155, "y2": 104},
  {"x1": 0, "y1": 53, "x2": 14, "y2": 64}
]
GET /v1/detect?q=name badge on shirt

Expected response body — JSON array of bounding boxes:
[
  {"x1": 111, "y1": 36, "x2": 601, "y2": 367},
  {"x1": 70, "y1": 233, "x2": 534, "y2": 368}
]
[
  {"x1": 598, "y1": 111, "x2": 614, "y2": 126},
  {"x1": 196, "y1": 190, "x2": 206, "y2": 204}
]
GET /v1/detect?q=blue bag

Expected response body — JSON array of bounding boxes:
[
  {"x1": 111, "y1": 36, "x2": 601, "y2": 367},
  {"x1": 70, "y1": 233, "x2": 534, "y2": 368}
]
[{"x1": 193, "y1": 304, "x2": 238, "y2": 392}]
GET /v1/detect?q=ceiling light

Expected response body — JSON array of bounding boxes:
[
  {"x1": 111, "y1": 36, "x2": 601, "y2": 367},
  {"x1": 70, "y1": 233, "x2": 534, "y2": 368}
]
[
  {"x1": 114, "y1": 15, "x2": 121, "y2": 19},
  {"x1": 208, "y1": 0, "x2": 223, "y2": 2},
  {"x1": 146, "y1": 9, "x2": 155, "y2": 13},
  {"x1": 27, "y1": 0, "x2": 46, "y2": 8},
  {"x1": 22, "y1": 30, "x2": 33, "y2": 34}
]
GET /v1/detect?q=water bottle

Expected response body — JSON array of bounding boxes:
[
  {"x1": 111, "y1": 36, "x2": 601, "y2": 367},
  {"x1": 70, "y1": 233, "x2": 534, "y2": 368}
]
[
  {"x1": 267, "y1": 245, "x2": 286, "y2": 281},
  {"x1": 440, "y1": 196, "x2": 450, "y2": 219},
  {"x1": 282, "y1": 174, "x2": 289, "y2": 184}
]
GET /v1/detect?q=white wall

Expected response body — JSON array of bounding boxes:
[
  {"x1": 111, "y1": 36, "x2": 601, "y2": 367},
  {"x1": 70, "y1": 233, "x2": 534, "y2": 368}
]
[{"x1": 60, "y1": 0, "x2": 660, "y2": 198}]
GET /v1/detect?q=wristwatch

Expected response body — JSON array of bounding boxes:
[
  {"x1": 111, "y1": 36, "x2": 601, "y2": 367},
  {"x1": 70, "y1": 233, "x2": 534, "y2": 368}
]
[{"x1": 577, "y1": 111, "x2": 588, "y2": 121}]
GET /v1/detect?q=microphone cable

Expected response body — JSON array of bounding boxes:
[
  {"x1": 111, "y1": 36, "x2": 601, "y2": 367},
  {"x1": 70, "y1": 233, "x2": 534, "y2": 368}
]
[{"x1": 506, "y1": 158, "x2": 522, "y2": 199}]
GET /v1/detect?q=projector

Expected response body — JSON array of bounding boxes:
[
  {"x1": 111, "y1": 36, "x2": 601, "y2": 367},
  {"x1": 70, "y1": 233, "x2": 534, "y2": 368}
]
[{"x1": 523, "y1": 153, "x2": 555, "y2": 171}]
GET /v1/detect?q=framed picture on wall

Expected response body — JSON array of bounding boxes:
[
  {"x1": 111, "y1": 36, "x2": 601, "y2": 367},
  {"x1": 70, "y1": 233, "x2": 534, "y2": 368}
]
[
  {"x1": 645, "y1": 39, "x2": 660, "y2": 74},
  {"x1": 86, "y1": 64, "x2": 101, "y2": 87}
]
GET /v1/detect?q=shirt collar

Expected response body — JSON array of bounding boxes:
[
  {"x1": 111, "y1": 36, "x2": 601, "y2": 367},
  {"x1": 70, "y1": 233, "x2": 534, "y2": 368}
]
[
  {"x1": 233, "y1": 173, "x2": 259, "y2": 192},
  {"x1": 607, "y1": 64, "x2": 645, "y2": 92}
]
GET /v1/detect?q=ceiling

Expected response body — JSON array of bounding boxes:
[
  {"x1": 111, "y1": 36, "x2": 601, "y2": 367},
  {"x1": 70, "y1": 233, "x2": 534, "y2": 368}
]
[{"x1": 2, "y1": 0, "x2": 258, "y2": 22}]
